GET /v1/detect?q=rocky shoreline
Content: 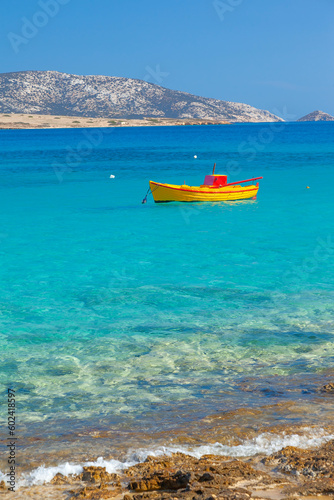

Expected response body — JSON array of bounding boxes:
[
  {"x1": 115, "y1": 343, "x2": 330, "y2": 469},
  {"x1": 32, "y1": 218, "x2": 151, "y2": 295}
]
[{"x1": 2, "y1": 434, "x2": 334, "y2": 499}]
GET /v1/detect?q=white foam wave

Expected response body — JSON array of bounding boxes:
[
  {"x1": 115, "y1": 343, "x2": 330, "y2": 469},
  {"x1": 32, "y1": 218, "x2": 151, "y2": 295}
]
[
  {"x1": 18, "y1": 456, "x2": 135, "y2": 488},
  {"x1": 20, "y1": 462, "x2": 83, "y2": 487},
  {"x1": 3, "y1": 428, "x2": 333, "y2": 489},
  {"x1": 127, "y1": 428, "x2": 334, "y2": 461}
]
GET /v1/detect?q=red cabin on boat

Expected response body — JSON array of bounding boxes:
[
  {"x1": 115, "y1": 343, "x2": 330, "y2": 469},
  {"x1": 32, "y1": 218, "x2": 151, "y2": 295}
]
[{"x1": 203, "y1": 174, "x2": 227, "y2": 187}]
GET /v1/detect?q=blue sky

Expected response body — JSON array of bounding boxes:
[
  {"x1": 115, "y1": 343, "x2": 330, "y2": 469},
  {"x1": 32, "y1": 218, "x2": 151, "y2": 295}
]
[{"x1": 1, "y1": 0, "x2": 334, "y2": 118}]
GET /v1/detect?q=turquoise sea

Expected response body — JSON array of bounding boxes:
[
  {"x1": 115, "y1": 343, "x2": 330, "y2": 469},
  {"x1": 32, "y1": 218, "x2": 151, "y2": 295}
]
[{"x1": 1, "y1": 122, "x2": 334, "y2": 480}]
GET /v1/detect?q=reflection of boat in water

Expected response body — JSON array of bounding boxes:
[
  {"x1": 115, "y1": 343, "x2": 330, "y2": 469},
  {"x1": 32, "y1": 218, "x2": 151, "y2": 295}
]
[{"x1": 148, "y1": 164, "x2": 263, "y2": 203}]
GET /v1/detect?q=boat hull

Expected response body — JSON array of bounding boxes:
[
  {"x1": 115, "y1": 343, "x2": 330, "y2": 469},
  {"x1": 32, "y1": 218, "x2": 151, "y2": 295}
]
[{"x1": 149, "y1": 181, "x2": 259, "y2": 203}]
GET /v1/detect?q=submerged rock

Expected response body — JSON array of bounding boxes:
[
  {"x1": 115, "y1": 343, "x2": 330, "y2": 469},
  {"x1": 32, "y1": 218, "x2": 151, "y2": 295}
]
[{"x1": 321, "y1": 382, "x2": 334, "y2": 393}]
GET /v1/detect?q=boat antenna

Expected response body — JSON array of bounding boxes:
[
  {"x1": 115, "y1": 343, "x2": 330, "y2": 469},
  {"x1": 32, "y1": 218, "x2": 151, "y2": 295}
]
[{"x1": 212, "y1": 163, "x2": 216, "y2": 175}]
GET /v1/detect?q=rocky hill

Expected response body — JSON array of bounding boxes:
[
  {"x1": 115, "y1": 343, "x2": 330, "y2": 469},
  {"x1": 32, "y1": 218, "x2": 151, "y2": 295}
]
[
  {"x1": 297, "y1": 110, "x2": 334, "y2": 122},
  {"x1": 0, "y1": 70, "x2": 282, "y2": 123}
]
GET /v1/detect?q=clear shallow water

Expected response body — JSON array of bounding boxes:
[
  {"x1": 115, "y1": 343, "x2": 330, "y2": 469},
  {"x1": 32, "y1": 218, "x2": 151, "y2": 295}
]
[{"x1": 0, "y1": 122, "x2": 334, "y2": 464}]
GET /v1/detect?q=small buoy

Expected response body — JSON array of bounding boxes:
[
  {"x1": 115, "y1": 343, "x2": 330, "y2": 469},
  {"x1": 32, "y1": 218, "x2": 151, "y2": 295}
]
[
  {"x1": 110, "y1": 175, "x2": 115, "y2": 179},
  {"x1": 306, "y1": 186, "x2": 310, "y2": 189},
  {"x1": 194, "y1": 155, "x2": 197, "y2": 159}
]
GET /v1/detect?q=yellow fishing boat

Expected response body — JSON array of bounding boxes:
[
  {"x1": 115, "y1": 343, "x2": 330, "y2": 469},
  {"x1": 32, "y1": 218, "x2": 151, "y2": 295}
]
[{"x1": 145, "y1": 164, "x2": 262, "y2": 203}]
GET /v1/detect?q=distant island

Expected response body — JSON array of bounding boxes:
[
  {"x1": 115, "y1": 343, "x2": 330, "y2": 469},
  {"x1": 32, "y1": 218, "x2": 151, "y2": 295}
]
[
  {"x1": 0, "y1": 70, "x2": 282, "y2": 124},
  {"x1": 297, "y1": 110, "x2": 334, "y2": 122}
]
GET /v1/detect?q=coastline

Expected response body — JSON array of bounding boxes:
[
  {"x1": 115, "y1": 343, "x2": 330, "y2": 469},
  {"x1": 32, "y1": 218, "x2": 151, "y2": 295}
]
[
  {"x1": 2, "y1": 374, "x2": 334, "y2": 480},
  {"x1": 0, "y1": 113, "x2": 230, "y2": 130},
  {"x1": 1, "y1": 383, "x2": 334, "y2": 499},
  {"x1": 1, "y1": 422, "x2": 334, "y2": 499}
]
